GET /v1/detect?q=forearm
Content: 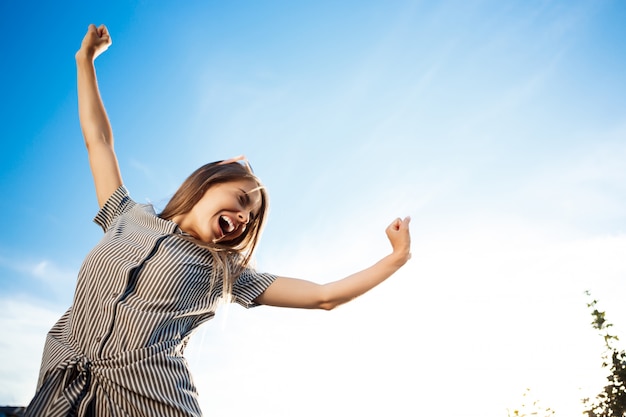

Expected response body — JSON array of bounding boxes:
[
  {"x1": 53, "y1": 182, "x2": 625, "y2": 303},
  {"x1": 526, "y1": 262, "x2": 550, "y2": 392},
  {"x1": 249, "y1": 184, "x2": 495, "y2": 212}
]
[
  {"x1": 256, "y1": 217, "x2": 412, "y2": 310},
  {"x1": 320, "y1": 252, "x2": 409, "y2": 310},
  {"x1": 256, "y1": 251, "x2": 410, "y2": 311},
  {"x1": 76, "y1": 53, "x2": 113, "y2": 148}
]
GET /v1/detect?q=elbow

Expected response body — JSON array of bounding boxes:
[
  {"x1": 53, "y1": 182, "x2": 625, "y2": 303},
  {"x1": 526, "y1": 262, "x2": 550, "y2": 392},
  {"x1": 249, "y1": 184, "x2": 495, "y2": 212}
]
[
  {"x1": 317, "y1": 294, "x2": 352, "y2": 311},
  {"x1": 316, "y1": 285, "x2": 355, "y2": 311},
  {"x1": 318, "y1": 301, "x2": 337, "y2": 311},
  {"x1": 83, "y1": 131, "x2": 113, "y2": 148},
  {"x1": 316, "y1": 287, "x2": 337, "y2": 311}
]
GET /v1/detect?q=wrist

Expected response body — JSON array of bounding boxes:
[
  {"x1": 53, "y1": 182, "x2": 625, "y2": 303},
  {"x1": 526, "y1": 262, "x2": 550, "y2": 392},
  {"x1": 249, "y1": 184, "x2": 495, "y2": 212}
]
[
  {"x1": 75, "y1": 49, "x2": 95, "y2": 64},
  {"x1": 387, "y1": 250, "x2": 411, "y2": 268}
]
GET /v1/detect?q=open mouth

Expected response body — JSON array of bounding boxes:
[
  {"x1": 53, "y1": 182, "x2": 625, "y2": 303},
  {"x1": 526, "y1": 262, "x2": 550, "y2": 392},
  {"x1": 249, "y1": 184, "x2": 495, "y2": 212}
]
[{"x1": 218, "y1": 215, "x2": 236, "y2": 236}]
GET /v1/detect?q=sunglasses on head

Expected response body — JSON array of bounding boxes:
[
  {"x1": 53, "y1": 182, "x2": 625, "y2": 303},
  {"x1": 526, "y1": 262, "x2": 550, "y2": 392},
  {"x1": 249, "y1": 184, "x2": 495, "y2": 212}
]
[{"x1": 218, "y1": 155, "x2": 254, "y2": 173}]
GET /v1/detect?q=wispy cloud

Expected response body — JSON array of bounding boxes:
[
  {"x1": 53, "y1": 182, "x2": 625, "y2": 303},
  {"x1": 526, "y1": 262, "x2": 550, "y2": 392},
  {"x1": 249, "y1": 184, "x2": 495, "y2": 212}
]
[
  {"x1": 0, "y1": 298, "x2": 61, "y2": 405},
  {"x1": 0, "y1": 254, "x2": 75, "y2": 289},
  {"x1": 510, "y1": 126, "x2": 626, "y2": 231},
  {"x1": 128, "y1": 157, "x2": 155, "y2": 182}
]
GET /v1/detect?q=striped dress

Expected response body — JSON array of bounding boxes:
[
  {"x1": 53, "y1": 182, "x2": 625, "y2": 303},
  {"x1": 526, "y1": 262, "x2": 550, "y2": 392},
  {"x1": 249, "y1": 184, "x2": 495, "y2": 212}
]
[{"x1": 25, "y1": 185, "x2": 276, "y2": 417}]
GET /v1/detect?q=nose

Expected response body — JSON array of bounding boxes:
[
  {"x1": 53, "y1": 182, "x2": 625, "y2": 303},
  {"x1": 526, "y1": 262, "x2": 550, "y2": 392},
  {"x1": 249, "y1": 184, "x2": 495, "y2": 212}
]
[{"x1": 237, "y1": 211, "x2": 250, "y2": 225}]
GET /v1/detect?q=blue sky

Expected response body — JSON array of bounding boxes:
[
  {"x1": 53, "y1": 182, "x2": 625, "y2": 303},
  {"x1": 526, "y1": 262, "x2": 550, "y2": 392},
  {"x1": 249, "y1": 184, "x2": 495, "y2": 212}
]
[{"x1": 1, "y1": 1, "x2": 626, "y2": 415}]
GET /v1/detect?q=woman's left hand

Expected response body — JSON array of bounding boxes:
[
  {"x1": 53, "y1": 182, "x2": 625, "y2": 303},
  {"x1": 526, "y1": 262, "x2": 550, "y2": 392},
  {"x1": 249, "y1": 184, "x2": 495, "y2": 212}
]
[{"x1": 386, "y1": 216, "x2": 411, "y2": 266}]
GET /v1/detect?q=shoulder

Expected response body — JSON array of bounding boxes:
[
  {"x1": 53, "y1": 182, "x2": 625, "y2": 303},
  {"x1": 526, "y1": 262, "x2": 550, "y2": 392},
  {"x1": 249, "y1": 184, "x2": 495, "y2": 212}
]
[
  {"x1": 93, "y1": 185, "x2": 136, "y2": 232},
  {"x1": 232, "y1": 268, "x2": 277, "y2": 308}
]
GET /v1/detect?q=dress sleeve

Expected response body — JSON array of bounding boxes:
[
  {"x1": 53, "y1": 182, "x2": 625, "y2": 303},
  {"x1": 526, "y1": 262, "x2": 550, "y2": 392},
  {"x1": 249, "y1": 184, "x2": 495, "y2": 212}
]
[
  {"x1": 93, "y1": 185, "x2": 135, "y2": 233},
  {"x1": 232, "y1": 269, "x2": 277, "y2": 308}
]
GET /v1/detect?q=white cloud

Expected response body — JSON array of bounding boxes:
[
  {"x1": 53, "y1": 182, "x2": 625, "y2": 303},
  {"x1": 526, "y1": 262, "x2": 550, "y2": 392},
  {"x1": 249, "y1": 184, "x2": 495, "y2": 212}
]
[
  {"x1": 0, "y1": 298, "x2": 61, "y2": 406},
  {"x1": 509, "y1": 129, "x2": 626, "y2": 232},
  {"x1": 0, "y1": 255, "x2": 76, "y2": 295},
  {"x1": 128, "y1": 157, "x2": 155, "y2": 181}
]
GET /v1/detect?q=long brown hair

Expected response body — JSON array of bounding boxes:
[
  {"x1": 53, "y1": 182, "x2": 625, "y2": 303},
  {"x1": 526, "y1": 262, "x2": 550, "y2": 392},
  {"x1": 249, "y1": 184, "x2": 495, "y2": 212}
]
[{"x1": 159, "y1": 160, "x2": 269, "y2": 300}]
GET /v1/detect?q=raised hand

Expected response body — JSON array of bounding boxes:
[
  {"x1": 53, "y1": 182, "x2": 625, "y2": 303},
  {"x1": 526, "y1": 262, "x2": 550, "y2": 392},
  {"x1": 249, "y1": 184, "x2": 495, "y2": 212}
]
[
  {"x1": 386, "y1": 216, "x2": 411, "y2": 265},
  {"x1": 76, "y1": 24, "x2": 112, "y2": 62}
]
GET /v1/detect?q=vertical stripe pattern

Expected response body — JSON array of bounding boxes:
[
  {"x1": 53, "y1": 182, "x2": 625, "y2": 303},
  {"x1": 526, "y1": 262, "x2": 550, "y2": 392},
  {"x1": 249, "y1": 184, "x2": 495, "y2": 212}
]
[{"x1": 26, "y1": 185, "x2": 276, "y2": 417}]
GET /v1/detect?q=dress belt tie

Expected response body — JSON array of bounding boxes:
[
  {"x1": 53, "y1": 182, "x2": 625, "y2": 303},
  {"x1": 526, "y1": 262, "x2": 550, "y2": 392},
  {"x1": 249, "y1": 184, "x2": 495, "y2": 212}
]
[
  {"x1": 25, "y1": 339, "x2": 194, "y2": 417},
  {"x1": 25, "y1": 353, "x2": 97, "y2": 417},
  {"x1": 60, "y1": 355, "x2": 92, "y2": 417}
]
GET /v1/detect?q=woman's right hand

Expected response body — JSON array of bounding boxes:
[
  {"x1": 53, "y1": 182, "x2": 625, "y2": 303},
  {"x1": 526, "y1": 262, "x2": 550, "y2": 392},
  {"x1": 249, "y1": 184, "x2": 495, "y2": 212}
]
[
  {"x1": 75, "y1": 23, "x2": 122, "y2": 208},
  {"x1": 76, "y1": 24, "x2": 112, "y2": 62}
]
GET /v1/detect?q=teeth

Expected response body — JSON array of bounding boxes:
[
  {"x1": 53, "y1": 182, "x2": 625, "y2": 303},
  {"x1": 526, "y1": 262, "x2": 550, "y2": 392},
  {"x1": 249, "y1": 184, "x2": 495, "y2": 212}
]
[{"x1": 221, "y1": 215, "x2": 235, "y2": 233}]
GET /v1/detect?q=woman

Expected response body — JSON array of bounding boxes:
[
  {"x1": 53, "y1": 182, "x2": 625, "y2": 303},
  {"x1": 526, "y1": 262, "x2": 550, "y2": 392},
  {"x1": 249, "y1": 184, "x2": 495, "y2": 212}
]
[{"x1": 25, "y1": 24, "x2": 411, "y2": 417}]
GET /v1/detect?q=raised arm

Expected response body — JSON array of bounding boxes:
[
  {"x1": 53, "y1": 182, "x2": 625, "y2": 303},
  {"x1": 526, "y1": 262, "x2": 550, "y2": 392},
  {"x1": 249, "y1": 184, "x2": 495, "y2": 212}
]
[
  {"x1": 75, "y1": 24, "x2": 122, "y2": 207},
  {"x1": 255, "y1": 217, "x2": 412, "y2": 310}
]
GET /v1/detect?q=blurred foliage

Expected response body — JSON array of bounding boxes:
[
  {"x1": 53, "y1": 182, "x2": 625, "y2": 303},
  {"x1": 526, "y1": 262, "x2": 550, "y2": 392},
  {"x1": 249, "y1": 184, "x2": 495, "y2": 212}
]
[
  {"x1": 582, "y1": 291, "x2": 626, "y2": 417},
  {"x1": 507, "y1": 388, "x2": 556, "y2": 417}
]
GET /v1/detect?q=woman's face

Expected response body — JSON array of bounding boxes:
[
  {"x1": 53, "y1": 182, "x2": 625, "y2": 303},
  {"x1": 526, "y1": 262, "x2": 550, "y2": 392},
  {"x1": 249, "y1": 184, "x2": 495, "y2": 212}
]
[{"x1": 174, "y1": 179, "x2": 263, "y2": 244}]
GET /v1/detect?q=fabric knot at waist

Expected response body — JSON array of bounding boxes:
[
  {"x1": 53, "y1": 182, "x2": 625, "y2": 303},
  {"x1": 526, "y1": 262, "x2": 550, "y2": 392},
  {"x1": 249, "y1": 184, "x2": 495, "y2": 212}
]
[
  {"x1": 59, "y1": 355, "x2": 93, "y2": 415},
  {"x1": 26, "y1": 351, "x2": 98, "y2": 417},
  {"x1": 26, "y1": 338, "x2": 198, "y2": 417}
]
